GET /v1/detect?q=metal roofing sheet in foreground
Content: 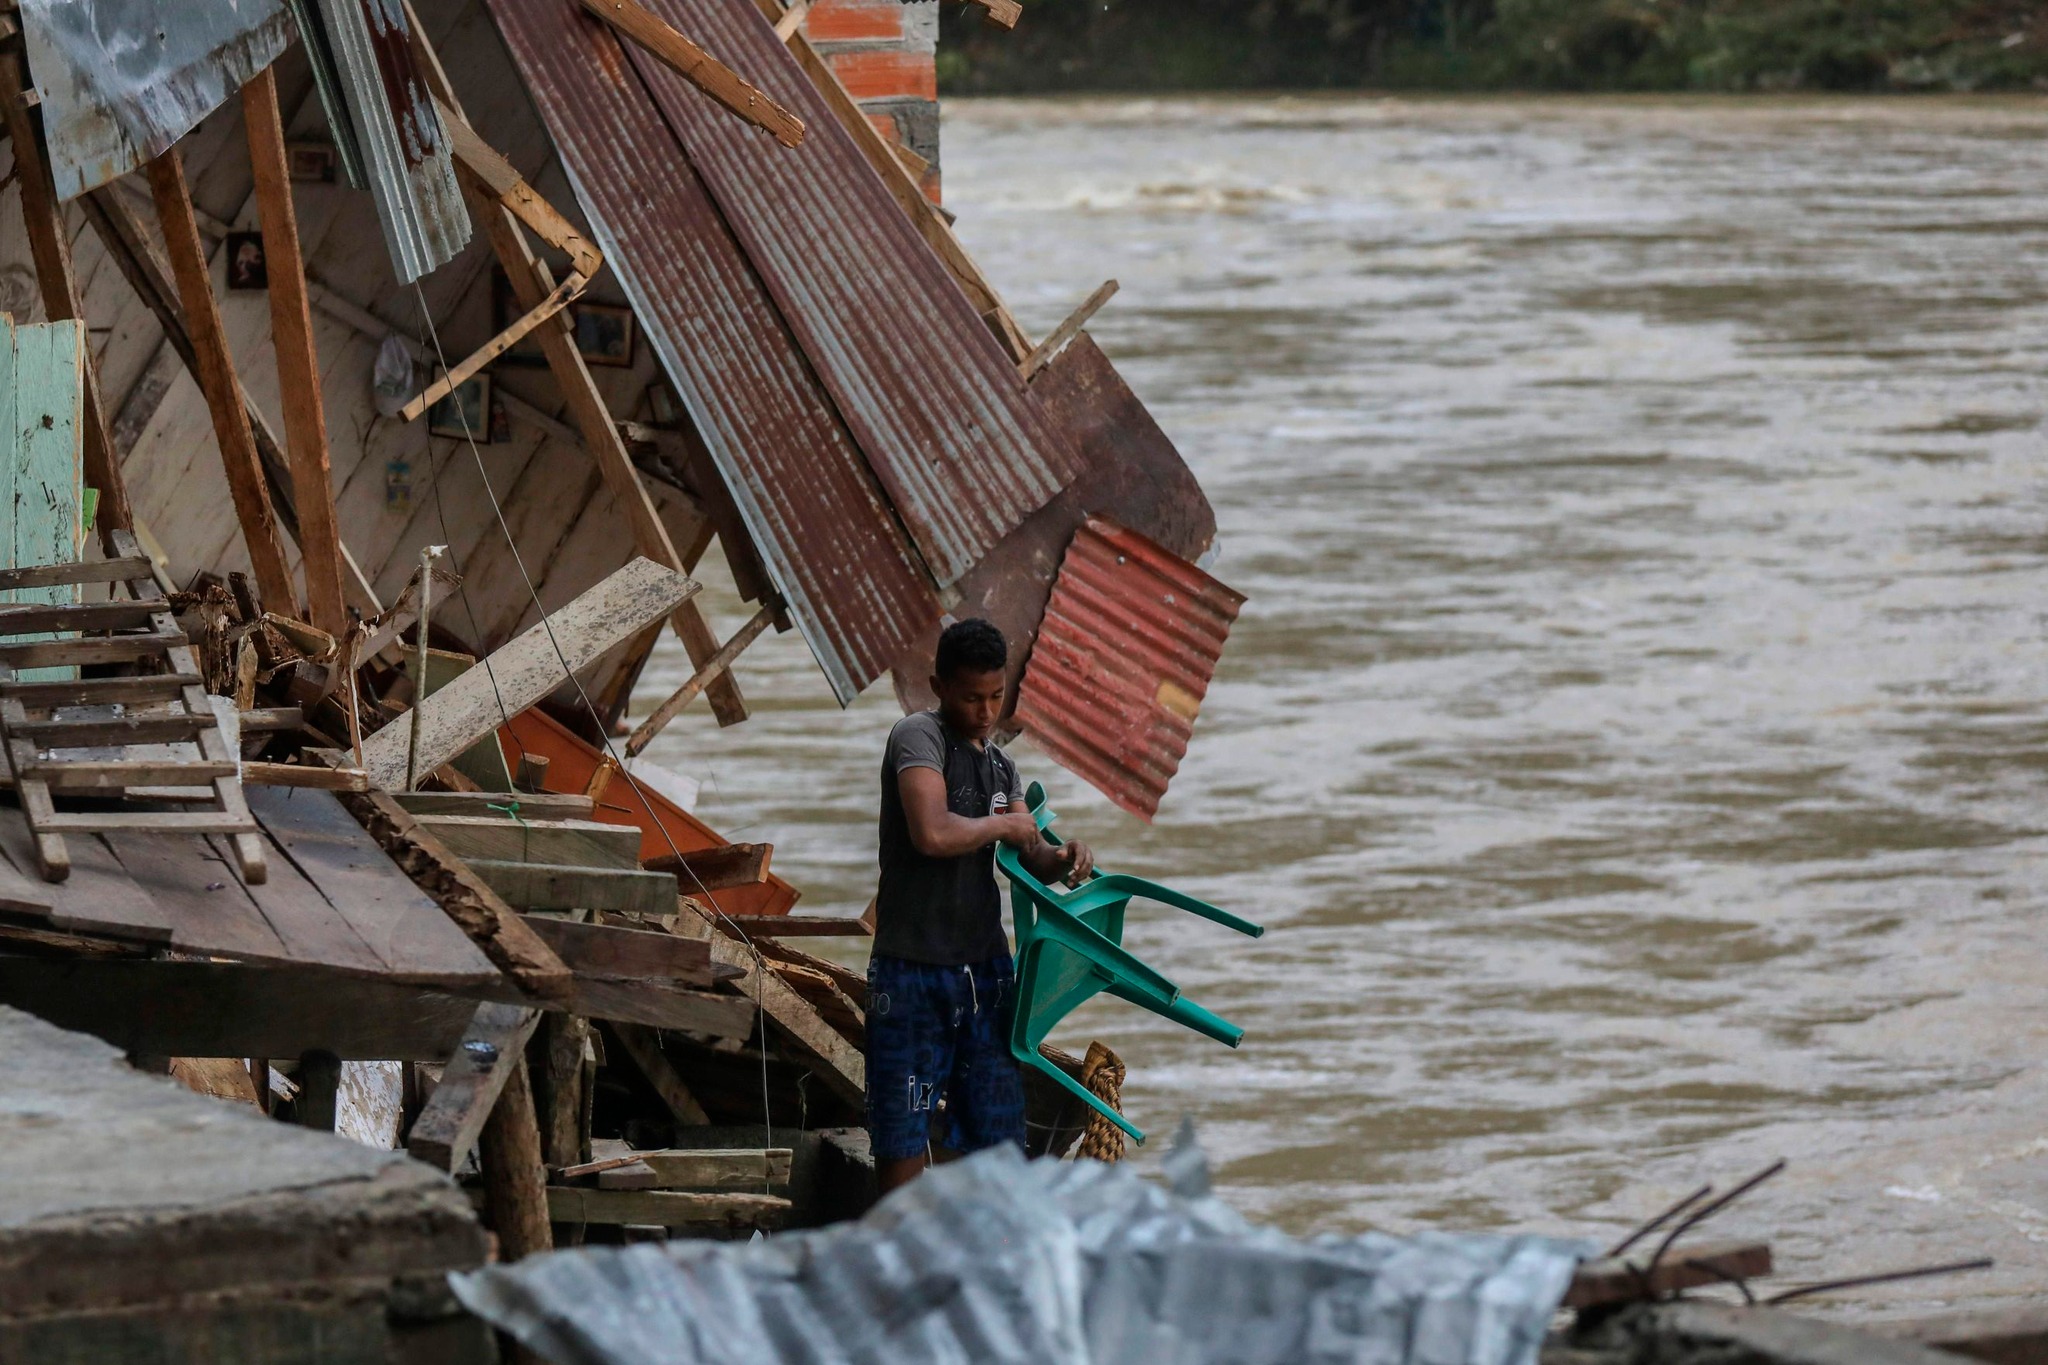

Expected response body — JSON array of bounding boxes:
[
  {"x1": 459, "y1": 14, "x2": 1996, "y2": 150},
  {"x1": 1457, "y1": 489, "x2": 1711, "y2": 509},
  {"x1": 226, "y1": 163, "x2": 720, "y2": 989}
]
[
  {"x1": 622, "y1": 0, "x2": 1083, "y2": 588},
  {"x1": 19, "y1": 0, "x2": 294, "y2": 200},
  {"x1": 1014, "y1": 517, "x2": 1244, "y2": 822},
  {"x1": 484, "y1": 0, "x2": 939, "y2": 703}
]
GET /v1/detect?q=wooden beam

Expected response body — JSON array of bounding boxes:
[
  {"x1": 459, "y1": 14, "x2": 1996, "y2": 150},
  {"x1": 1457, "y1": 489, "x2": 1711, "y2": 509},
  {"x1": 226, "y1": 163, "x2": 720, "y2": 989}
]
[
  {"x1": 407, "y1": 1002, "x2": 542, "y2": 1172},
  {"x1": 479, "y1": 1056, "x2": 553, "y2": 1259},
  {"x1": 431, "y1": 94, "x2": 601, "y2": 278},
  {"x1": 579, "y1": 0, "x2": 805, "y2": 148},
  {"x1": 1020, "y1": 279, "x2": 1117, "y2": 381},
  {"x1": 144, "y1": 146, "x2": 297, "y2": 615},
  {"x1": 624, "y1": 603, "x2": 774, "y2": 756},
  {"x1": 716, "y1": 914, "x2": 870, "y2": 938},
  {"x1": 240, "y1": 762, "x2": 370, "y2": 791},
  {"x1": 342, "y1": 791, "x2": 576, "y2": 1003},
  {"x1": 531, "y1": 1013, "x2": 590, "y2": 1170},
  {"x1": 1562, "y1": 1241, "x2": 1774, "y2": 1311},
  {"x1": 564, "y1": 1143, "x2": 791, "y2": 1189},
  {"x1": 519, "y1": 914, "x2": 726, "y2": 986},
  {"x1": 294, "y1": 1048, "x2": 341, "y2": 1130},
  {"x1": 0, "y1": 51, "x2": 132, "y2": 548},
  {"x1": 242, "y1": 67, "x2": 347, "y2": 641},
  {"x1": 394, "y1": 790, "x2": 596, "y2": 821},
  {"x1": 467, "y1": 859, "x2": 679, "y2": 915},
  {"x1": 403, "y1": 20, "x2": 748, "y2": 729},
  {"x1": 687, "y1": 912, "x2": 864, "y2": 1105},
  {"x1": 643, "y1": 842, "x2": 770, "y2": 892},
  {"x1": 398, "y1": 268, "x2": 584, "y2": 423},
  {"x1": 358, "y1": 558, "x2": 697, "y2": 790},
  {"x1": 536, "y1": 1185, "x2": 787, "y2": 1230},
  {"x1": 967, "y1": 0, "x2": 1022, "y2": 27},
  {"x1": 607, "y1": 1021, "x2": 710, "y2": 1126},
  {"x1": 772, "y1": 0, "x2": 808, "y2": 41},
  {"x1": 416, "y1": 814, "x2": 643, "y2": 870}
]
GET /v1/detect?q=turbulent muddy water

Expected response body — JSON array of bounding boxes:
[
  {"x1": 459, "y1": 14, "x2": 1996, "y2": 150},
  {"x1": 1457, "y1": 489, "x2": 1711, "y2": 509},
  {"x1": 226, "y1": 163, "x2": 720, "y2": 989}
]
[{"x1": 636, "y1": 96, "x2": 2048, "y2": 1307}]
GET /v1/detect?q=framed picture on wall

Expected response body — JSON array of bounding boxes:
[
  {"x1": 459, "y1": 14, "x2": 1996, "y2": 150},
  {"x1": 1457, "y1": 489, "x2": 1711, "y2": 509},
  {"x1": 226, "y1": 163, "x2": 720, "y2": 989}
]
[
  {"x1": 287, "y1": 142, "x2": 338, "y2": 183},
  {"x1": 426, "y1": 374, "x2": 492, "y2": 443},
  {"x1": 225, "y1": 232, "x2": 267, "y2": 290},
  {"x1": 573, "y1": 304, "x2": 635, "y2": 368}
]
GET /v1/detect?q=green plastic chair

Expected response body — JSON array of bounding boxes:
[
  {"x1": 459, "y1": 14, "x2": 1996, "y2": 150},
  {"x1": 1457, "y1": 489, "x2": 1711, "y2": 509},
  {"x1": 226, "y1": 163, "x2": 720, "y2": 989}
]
[{"x1": 996, "y1": 782, "x2": 1263, "y2": 1144}]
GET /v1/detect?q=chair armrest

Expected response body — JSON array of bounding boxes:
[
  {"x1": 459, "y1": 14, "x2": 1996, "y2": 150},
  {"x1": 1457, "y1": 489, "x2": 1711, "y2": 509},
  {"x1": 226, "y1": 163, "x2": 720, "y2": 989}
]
[{"x1": 1085, "y1": 875, "x2": 1263, "y2": 938}]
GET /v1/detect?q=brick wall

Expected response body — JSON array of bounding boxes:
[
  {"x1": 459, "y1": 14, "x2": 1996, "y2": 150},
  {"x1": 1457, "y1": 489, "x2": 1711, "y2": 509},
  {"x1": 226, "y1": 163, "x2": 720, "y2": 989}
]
[{"x1": 802, "y1": 0, "x2": 942, "y2": 203}]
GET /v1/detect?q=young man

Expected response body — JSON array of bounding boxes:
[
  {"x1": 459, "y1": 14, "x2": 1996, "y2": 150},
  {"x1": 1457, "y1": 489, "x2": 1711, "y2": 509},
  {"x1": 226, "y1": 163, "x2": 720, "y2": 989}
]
[{"x1": 866, "y1": 618, "x2": 1094, "y2": 1194}]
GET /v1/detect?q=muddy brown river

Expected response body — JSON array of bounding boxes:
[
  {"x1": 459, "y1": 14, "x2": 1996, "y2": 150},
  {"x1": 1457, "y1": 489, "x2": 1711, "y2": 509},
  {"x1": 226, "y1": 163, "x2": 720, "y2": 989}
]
[{"x1": 635, "y1": 96, "x2": 2048, "y2": 1315}]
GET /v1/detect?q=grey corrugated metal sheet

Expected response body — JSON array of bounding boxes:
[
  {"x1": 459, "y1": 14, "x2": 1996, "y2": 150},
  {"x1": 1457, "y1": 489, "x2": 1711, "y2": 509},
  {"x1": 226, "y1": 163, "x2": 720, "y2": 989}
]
[
  {"x1": 18, "y1": 0, "x2": 294, "y2": 200},
  {"x1": 452, "y1": 1135, "x2": 1588, "y2": 1365},
  {"x1": 1014, "y1": 517, "x2": 1243, "y2": 822},
  {"x1": 622, "y1": 0, "x2": 1083, "y2": 588},
  {"x1": 300, "y1": 0, "x2": 469, "y2": 283},
  {"x1": 485, "y1": 0, "x2": 939, "y2": 705}
]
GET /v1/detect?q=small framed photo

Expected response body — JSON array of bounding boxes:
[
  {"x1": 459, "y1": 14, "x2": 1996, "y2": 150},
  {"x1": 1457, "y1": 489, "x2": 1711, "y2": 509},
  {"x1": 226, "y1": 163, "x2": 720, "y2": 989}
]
[
  {"x1": 645, "y1": 379, "x2": 682, "y2": 428},
  {"x1": 426, "y1": 373, "x2": 492, "y2": 443},
  {"x1": 574, "y1": 303, "x2": 635, "y2": 368},
  {"x1": 224, "y1": 232, "x2": 267, "y2": 290},
  {"x1": 492, "y1": 267, "x2": 547, "y2": 366},
  {"x1": 286, "y1": 142, "x2": 337, "y2": 183}
]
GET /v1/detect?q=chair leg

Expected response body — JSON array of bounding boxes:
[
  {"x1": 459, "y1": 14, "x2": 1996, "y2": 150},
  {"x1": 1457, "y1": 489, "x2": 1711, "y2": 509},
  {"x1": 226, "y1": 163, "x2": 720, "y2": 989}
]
[{"x1": 1027, "y1": 1049, "x2": 1144, "y2": 1144}]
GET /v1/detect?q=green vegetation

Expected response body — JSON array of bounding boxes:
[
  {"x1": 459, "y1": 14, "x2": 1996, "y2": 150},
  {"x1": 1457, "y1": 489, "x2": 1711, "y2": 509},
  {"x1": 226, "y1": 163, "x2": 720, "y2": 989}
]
[{"x1": 936, "y1": 0, "x2": 2048, "y2": 94}]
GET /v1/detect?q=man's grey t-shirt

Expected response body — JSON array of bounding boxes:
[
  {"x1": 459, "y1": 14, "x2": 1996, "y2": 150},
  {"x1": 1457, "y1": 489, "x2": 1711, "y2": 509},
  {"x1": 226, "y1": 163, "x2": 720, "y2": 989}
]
[{"x1": 875, "y1": 711, "x2": 1024, "y2": 965}]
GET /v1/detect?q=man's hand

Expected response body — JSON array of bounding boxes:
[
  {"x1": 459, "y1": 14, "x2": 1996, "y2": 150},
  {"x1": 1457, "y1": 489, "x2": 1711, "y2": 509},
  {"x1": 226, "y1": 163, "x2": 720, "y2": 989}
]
[
  {"x1": 1055, "y1": 839, "x2": 1095, "y2": 887},
  {"x1": 995, "y1": 810, "x2": 1043, "y2": 849}
]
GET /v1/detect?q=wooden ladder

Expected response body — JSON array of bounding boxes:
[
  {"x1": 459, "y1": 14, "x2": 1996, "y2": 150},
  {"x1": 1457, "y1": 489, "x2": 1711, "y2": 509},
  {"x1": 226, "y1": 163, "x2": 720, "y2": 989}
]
[{"x1": 0, "y1": 530, "x2": 265, "y2": 884}]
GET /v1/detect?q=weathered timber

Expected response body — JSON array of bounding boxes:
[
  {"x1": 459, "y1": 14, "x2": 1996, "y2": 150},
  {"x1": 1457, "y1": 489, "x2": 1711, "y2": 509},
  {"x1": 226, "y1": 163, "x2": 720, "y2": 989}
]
[
  {"x1": 468, "y1": 860, "x2": 679, "y2": 915},
  {"x1": 538, "y1": 1185, "x2": 788, "y2": 1231},
  {"x1": 479, "y1": 1056, "x2": 553, "y2": 1260},
  {"x1": 407, "y1": 1002, "x2": 542, "y2": 1172},
  {"x1": 1563, "y1": 1241, "x2": 1774, "y2": 1310},
  {"x1": 241, "y1": 761, "x2": 370, "y2": 791},
  {"x1": 578, "y1": 0, "x2": 804, "y2": 147},
  {"x1": 643, "y1": 841, "x2": 771, "y2": 891},
  {"x1": 395, "y1": 790, "x2": 597, "y2": 820},
  {"x1": 531, "y1": 1013, "x2": 590, "y2": 1170},
  {"x1": 690, "y1": 913, "x2": 863, "y2": 1105},
  {"x1": 519, "y1": 913, "x2": 724, "y2": 985},
  {"x1": 587, "y1": 1145, "x2": 792, "y2": 1191},
  {"x1": 418, "y1": 815, "x2": 643, "y2": 869},
  {"x1": 607, "y1": 1021, "x2": 711, "y2": 1125},
  {"x1": 359, "y1": 559, "x2": 697, "y2": 789},
  {"x1": 294, "y1": 1048, "x2": 341, "y2": 1131}
]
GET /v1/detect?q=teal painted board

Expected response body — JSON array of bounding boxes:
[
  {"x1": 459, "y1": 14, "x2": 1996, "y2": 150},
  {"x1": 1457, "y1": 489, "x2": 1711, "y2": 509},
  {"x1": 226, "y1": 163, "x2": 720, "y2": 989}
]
[{"x1": 2, "y1": 314, "x2": 86, "y2": 682}]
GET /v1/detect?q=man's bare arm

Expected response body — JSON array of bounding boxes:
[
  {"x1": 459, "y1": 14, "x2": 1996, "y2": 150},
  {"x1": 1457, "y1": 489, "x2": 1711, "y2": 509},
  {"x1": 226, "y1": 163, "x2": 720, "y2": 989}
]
[{"x1": 900, "y1": 767, "x2": 1039, "y2": 858}]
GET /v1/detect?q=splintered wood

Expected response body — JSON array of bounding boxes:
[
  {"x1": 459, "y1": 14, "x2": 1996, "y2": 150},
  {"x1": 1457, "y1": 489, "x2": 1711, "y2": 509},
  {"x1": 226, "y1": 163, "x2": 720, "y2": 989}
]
[{"x1": 0, "y1": 533, "x2": 264, "y2": 885}]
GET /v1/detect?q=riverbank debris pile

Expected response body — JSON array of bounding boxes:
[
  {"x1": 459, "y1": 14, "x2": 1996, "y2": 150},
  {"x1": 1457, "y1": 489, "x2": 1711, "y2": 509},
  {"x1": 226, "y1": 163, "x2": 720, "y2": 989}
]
[{"x1": 0, "y1": 0, "x2": 1240, "y2": 1353}]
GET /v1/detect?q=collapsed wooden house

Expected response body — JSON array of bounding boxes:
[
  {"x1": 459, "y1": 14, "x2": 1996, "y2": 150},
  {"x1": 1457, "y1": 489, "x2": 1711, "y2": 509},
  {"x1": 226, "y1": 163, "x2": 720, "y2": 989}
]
[{"x1": 0, "y1": 0, "x2": 1231, "y2": 1353}]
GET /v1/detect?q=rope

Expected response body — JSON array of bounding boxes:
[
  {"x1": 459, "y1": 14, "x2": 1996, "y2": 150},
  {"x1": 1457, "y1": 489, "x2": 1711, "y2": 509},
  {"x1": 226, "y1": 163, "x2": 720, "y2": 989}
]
[{"x1": 1076, "y1": 1041, "x2": 1127, "y2": 1163}]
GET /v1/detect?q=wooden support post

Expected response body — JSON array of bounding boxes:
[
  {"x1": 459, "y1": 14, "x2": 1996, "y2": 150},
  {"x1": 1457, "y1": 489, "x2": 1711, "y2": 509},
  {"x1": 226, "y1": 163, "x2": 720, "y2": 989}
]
[
  {"x1": 144, "y1": 146, "x2": 297, "y2": 615},
  {"x1": 242, "y1": 67, "x2": 348, "y2": 641},
  {"x1": 0, "y1": 51, "x2": 132, "y2": 549},
  {"x1": 608, "y1": 1022, "x2": 711, "y2": 1127},
  {"x1": 295, "y1": 1048, "x2": 341, "y2": 1131},
  {"x1": 531, "y1": 1013, "x2": 589, "y2": 1171},
  {"x1": 625, "y1": 603, "x2": 775, "y2": 756},
  {"x1": 406, "y1": 1002, "x2": 542, "y2": 1172},
  {"x1": 406, "y1": 20, "x2": 748, "y2": 727},
  {"x1": 478, "y1": 1055, "x2": 553, "y2": 1260}
]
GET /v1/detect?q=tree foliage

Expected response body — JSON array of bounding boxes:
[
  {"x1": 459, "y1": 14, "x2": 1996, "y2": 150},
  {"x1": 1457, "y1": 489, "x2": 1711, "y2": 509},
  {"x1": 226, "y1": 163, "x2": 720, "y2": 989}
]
[{"x1": 937, "y1": 0, "x2": 2048, "y2": 93}]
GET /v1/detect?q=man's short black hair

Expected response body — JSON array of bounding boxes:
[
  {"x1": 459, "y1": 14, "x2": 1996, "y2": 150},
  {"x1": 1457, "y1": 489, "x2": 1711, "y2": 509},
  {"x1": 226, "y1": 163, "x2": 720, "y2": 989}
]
[{"x1": 935, "y1": 618, "x2": 1007, "y2": 679}]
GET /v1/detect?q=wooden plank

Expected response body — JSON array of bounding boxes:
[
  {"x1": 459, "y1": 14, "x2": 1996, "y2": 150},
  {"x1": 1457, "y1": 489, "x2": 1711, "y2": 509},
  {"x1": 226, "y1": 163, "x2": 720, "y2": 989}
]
[
  {"x1": 242, "y1": 67, "x2": 348, "y2": 641},
  {"x1": 607, "y1": 1021, "x2": 710, "y2": 1125},
  {"x1": 3, "y1": 321, "x2": 82, "y2": 623},
  {"x1": 518, "y1": 913, "x2": 722, "y2": 984},
  {"x1": 394, "y1": 790, "x2": 596, "y2": 820},
  {"x1": 418, "y1": 814, "x2": 643, "y2": 870},
  {"x1": 565, "y1": 976, "x2": 754, "y2": 1037},
  {"x1": 35, "y1": 809, "x2": 264, "y2": 833},
  {"x1": 624, "y1": 603, "x2": 774, "y2": 756},
  {"x1": 341, "y1": 790, "x2": 575, "y2": 1001},
  {"x1": 242, "y1": 762, "x2": 370, "y2": 791},
  {"x1": 1562, "y1": 1241, "x2": 1774, "y2": 1311},
  {"x1": 964, "y1": 0, "x2": 1022, "y2": 29},
  {"x1": 691, "y1": 918, "x2": 862, "y2": 1105},
  {"x1": 0, "y1": 834, "x2": 55, "y2": 916},
  {"x1": 591, "y1": 1146, "x2": 791, "y2": 1191},
  {"x1": 0, "y1": 672, "x2": 201, "y2": 705},
  {"x1": 101, "y1": 829, "x2": 299, "y2": 965},
  {"x1": 0, "y1": 956, "x2": 483, "y2": 1060},
  {"x1": 643, "y1": 839, "x2": 770, "y2": 892},
  {"x1": 705, "y1": 913, "x2": 867, "y2": 938},
  {"x1": 238, "y1": 707, "x2": 306, "y2": 735},
  {"x1": 0, "y1": 600, "x2": 161, "y2": 634},
  {"x1": 358, "y1": 558, "x2": 698, "y2": 790},
  {"x1": 144, "y1": 146, "x2": 296, "y2": 615},
  {"x1": 0, "y1": 51, "x2": 131, "y2": 545},
  {"x1": 0, "y1": 558, "x2": 153, "y2": 592},
  {"x1": 12, "y1": 715, "x2": 212, "y2": 747},
  {"x1": 539, "y1": 1185, "x2": 788, "y2": 1229},
  {"x1": 0, "y1": 632, "x2": 187, "y2": 667},
  {"x1": 431, "y1": 95, "x2": 601, "y2": 277},
  {"x1": 1020, "y1": 279, "x2": 1119, "y2": 382},
  {"x1": 407, "y1": 1002, "x2": 542, "y2": 1172},
  {"x1": 23, "y1": 760, "x2": 236, "y2": 791},
  {"x1": 467, "y1": 859, "x2": 678, "y2": 915},
  {"x1": 576, "y1": 0, "x2": 805, "y2": 148},
  {"x1": 0, "y1": 820, "x2": 171, "y2": 943},
  {"x1": 251, "y1": 787, "x2": 501, "y2": 987}
]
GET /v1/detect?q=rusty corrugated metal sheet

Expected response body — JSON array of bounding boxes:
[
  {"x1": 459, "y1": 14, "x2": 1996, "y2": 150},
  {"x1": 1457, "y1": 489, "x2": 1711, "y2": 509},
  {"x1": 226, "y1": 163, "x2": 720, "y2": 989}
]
[
  {"x1": 1013, "y1": 517, "x2": 1244, "y2": 823},
  {"x1": 483, "y1": 0, "x2": 939, "y2": 704},
  {"x1": 621, "y1": 0, "x2": 1083, "y2": 588},
  {"x1": 19, "y1": 0, "x2": 294, "y2": 201},
  {"x1": 302, "y1": 0, "x2": 469, "y2": 283}
]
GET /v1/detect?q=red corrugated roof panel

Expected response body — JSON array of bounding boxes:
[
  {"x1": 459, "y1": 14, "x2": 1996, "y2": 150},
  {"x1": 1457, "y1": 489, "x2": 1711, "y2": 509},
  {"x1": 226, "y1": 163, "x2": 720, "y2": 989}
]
[{"x1": 1013, "y1": 518, "x2": 1245, "y2": 822}]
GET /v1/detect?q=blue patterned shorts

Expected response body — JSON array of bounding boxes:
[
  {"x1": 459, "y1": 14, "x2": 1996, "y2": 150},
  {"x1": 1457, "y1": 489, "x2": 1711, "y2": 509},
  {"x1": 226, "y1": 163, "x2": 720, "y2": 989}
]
[{"x1": 864, "y1": 952, "x2": 1026, "y2": 1163}]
